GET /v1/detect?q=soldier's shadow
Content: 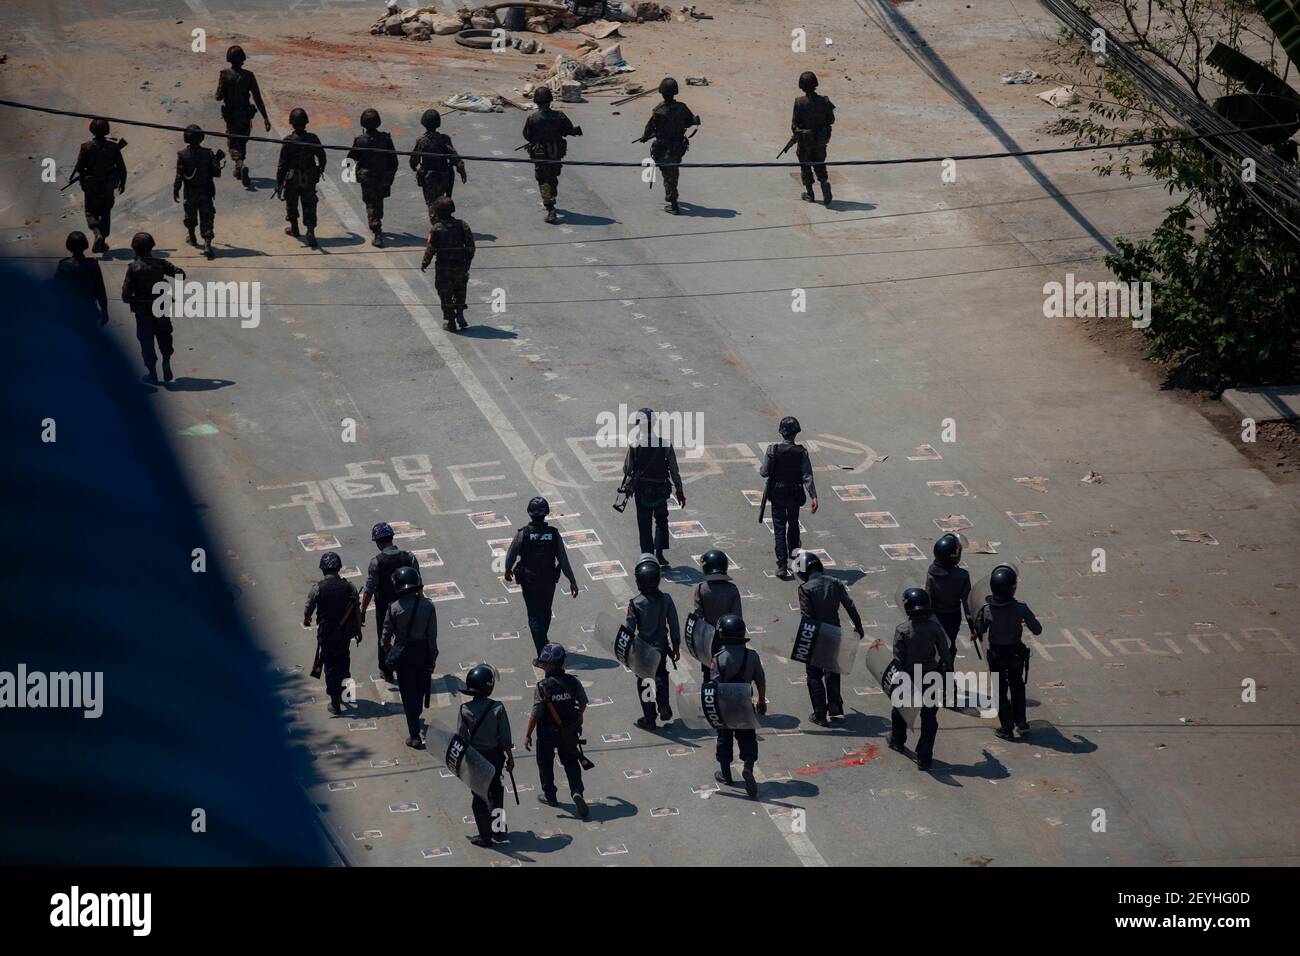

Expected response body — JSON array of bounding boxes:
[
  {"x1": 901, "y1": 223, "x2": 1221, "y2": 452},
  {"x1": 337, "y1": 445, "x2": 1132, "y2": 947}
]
[
  {"x1": 675, "y1": 202, "x2": 738, "y2": 219},
  {"x1": 579, "y1": 795, "x2": 637, "y2": 823},
  {"x1": 1015, "y1": 723, "x2": 1098, "y2": 756},
  {"x1": 489, "y1": 828, "x2": 574, "y2": 861},
  {"x1": 555, "y1": 209, "x2": 619, "y2": 227},
  {"x1": 457, "y1": 325, "x2": 519, "y2": 340},
  {"x1": 380, "y1": 232, "x2": 428, "y2": 248},
  {"x1": 247, "y1": 176, "x2": 277, "y2": 191},
  {"x1": 827, "y1": 200, "x2": 876, "y2": 211},
  {"x1": 312, "y1": 232, "x2": 367, "y2": 250},
  {"x1": 207, "y1": 245, "x2": 268, "y2": 259},
  {"x1": 565, "y1": 652, "x2": 619, "y2": 670},
  {"x1": 714, "y1": 778, "x2": 819, "y2": 804},
  {"x1": 162, "y1": 377, "x2": 237, "y2": 392},
  {"x1": 922, "y1": 749, "x2": 1010, "y2": 787}
]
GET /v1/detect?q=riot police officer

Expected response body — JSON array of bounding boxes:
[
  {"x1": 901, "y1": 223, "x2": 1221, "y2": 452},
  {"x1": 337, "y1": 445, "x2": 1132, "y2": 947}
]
[
  {"x1": 410, "y1": 109, "x2": 466, "y2": 228},
  {"x1": 637, "y1": 77, "x2": 700, "y2": 214},
  {"x1": 973, "y1": 565, "x2": 1042, "y2": 741},
  {"x1": 503, "y1": 497, "x2": 579, "y2": 654},
  {"x1": 795, "y1": 550, "x2": 863, "y2": 726},
  {"x1": 523, "y1": 643, "x2": 589, "y2": 818},
  {"x1": 522, "y1": 86, "x2": 583, "y2": 223},
  {"x1": 120, "y1": 232, "x2": 184, "y2": 384},
  {"x1": 214, "y1": 44, "x2": 271, "y2": 188},
  {"x1": 54, "y1": 231, "x2": 108, "y2": 327},
  {"x1": 761, "y1": 416, "x2": 817, "y2": 579},
  {"x1": 791, "y1": 71, "x2": 835, "y2": 205},
  {"x1": 420, "y1": 196, "x2": 475, "y2": 332},
  {"x1": 627, "y1": 556, "x2": 681, "y2": 731},
  {"x1": 888, "y1": 588, "x2": 951, "y2": 771},
  {"x1": 693, "y1": 548, "x2": 742, "y2": 683},
  {"x1": 70, "y1": 118, "x2": 126, "y2": 253},
  {"x1": 458, "y1": 664, "x2": 515, "y2": 847},
  {"x1": 926, "y1": 533, "x2": 975, "y2": 661},
  {"x1": 383, "y1": 566, "x2": 438, "y2": 749},
  {"x1": 173, "y1": 124, "x2": 224, "y2": 259},
  {"x1": 302, "y1": 551, "x2": 362, "y2": 714},
  {"x1": 710, "y1": 613, "x2": 767, "y2": 798},
  {"x1": 620, "y1": 408, "x2": 686, "y2": 568},
  {"x1": 358, "y1": 522, "x2": 419, "y2": 683},
  {"x1": 275, "y1": 108, "x2": 326, "y2": 248},
  {"x1": 346, "y1": 108, "x2": 399, "y2": 247}
]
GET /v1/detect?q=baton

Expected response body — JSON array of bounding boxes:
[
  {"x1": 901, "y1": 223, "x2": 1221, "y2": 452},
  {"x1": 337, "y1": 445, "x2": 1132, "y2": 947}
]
[{"x1": 506, "y1": 765, "x2": 521, "y2": 805}]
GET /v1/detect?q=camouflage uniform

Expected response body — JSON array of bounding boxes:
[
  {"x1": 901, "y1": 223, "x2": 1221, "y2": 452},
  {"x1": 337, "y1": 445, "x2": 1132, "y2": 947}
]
[
  {"x1": 121, "y1": 255, "x2": 183, "y2": 376},
  {"x1": 174, "y1": 143, "x2": 222, "y2": 241},
  {"x1": 276, "y1": 129, "x2": 326, "y2": 231},
  {"x1": 71, "y1": 137, "x2": 126, "y2": 248},
  {"x1": 410, "y1": 130, "x2": 464, "y2": 226},
  {"x1": 523, "y1": 108, "x2": 579, "y2": 212},
  {"x1": 421, "y1": 215, "x2": 475, "y2": 330},
  {"x1": 641, "y1": 99, "x2": 699, "y2": 208},
  {"x1": 347, "y1": 128, "x2": 399, "y2": 233},
  {"x1": 792, "y1": 91, "x2": 835, "y2": 196},
  {"x1": 214, "y1": 66, "x2": 268, "y2": 175}
]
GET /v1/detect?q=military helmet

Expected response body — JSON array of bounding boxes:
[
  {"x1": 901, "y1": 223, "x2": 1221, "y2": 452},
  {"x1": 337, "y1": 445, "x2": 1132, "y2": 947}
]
[
  {"x1": 392, "y1": 565, "x2": 422, "y2": 596},
  {"x1": 716, "y1": 613, "x2": 747, "y2": 642},
  {"x1": 533, "y1": 86, "x2": 553, "y2": 106},
  {"x1": 902, "y1": 587, "x2": 931, "y2": 618},
  {"x1": 634, "y1": 556, "x2": 661, "y2": 592},
  {"x1": 65, "y1": 231, "x2": 89, "y2": 255},
  {"x1": 461, "y1": 664, "x2": 497, "y2": 697},
  {"x1": 534, "y1": 643, "x2": 567, "y2": 666},
  {"x1": 792, "y1": 549, "x2": 822, "y2": 581},
  {"x1": 183, "y1": 124, "x2": 205, "y2": 146},
  {"x1": 130, "y1": 232, "x2": 155, "y2": 255},
  {"x1": 226, "y1": 44, "x2": 247, "y2": 65},
  {"x1": 700, "y1": 548, "x2": 728, "y2": 576},
  {"x1": 658, "y1": 77, "x2": 679, "y2": 98},
  {"x1": 433, "y1": 196, "x2": 455, "y2": 218},
  {"x1": 319, "y1": 551, "x2": 343, "y2": 573},
  {"x1": 370, "y1": 521, "x2": 395, "y2": 542},
  {"x1": 288, "y1": 107, "x2": 309, "y2": 128},
  {"x1": 527, "y1": 496, "x2": 550, "y2": 519},
  {"x1": 360, "y1": 108, "x2": 381, "y2": 130},
  {"x1": 420, "y1": 108, "x2": 441, "y2": 130},
  {"x1": 933, "y1": 533, "x2": 962, "y2": 566},
  {"x1": 779, "y1": 415, "x2": 801, "y2": 438},
  {"x1": 89, "y1": 118, "x2": 110, "y2": 137},
  {"x1": 798, "y1": 71, "x2": 819, "y2": 93},
  {"x1": 989, "y1": 564, "x2": 1018, "y2": 598}
]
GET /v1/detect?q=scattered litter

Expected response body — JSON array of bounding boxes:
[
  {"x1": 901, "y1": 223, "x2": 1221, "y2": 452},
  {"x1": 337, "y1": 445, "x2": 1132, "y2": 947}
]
[
  {"x1": 1080, "y1": 470, "x2": 1104, "y2": 484},
  {"x1": 577, "y1": 19, "x2": 623, "y2": 38},
  {"x1": 824, "y1": 37, "x2": 833, "y2": 46},
  {"x1": 685, "y1": 76, "x2": 709, "y2": 86},
  {"x1": 443, "y1": 92, "x2": 502, "y2": 113},
  {"x1": 1172, "y1": 530, "x2": 1218, "y2": 545},
  {"x1": 1155, "y1": 743, "x2": 1166, "y2": 750},
  {"x1": 1015, "y1": 476, "x2": 1050, "y2": 493},
  {"x1": 1001, "y1": 68, "x2": 1037, "y2": 84},
  {"x1": 1038, "y1": 85, "x2": 1080, "y2": 108},
  {"x1": 1178, "y1": 717, "x2": 1196, "y2": 724}
]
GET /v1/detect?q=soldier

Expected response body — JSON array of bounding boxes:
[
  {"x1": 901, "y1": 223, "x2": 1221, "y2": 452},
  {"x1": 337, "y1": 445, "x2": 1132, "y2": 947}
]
[
  {"x1": 794, "y1": 550, "x2": 863, "y2": 726},
  {"x1": 120, "y1": 232, "x2": 184, "y2": 384},
  {"x1": 275, "y1": 108, "x2": 326, "y2": 249},
  {"x1": 70, "y1": 119, "x2": 126, "y2": 253},
  {"x1": 419, "y1": 196, "x2": 475, "y2": 332},
  {"x1": 710, "y1": 613, "x2": 767, "y2": 798},
  {"x1": 458, "y1": 665, "x2": 515, "y2": 847},
  {"x1": 523, "y1": 643, "x2": 589, "y2": 818},
  {"x1": 888, "y1": 588, "x2": 952, "y2": 771},
  {"x1": 620, "y1": 408, "x2": 686, "y2": 568},
  {"x1": 627, "y1": 556, "x2": 681, "y2": 732},
  {"x1": 503, "y1": 497, "x2": 579, "y2": 654},
  {"x1": 636, "y1": 77, "x2": 700, "y2": 214},
  {"x1": 410, "y1": 109, "x2": 466, "y2": 228},
  {"x1": 214, "y1": 44, "x2": 271, "y2": 188},
  {"x1": 358, "y1": 522, "x2": 420, "y2": 683},
  {"x1": 973, "y1": 565, "x2": 1041, "y2": 741},
  {"x1": 54, "y1": 232, "x2": 108, "y2": 328},
  {"x1": 382, "y1": 566, "x2": 438, "y2": 749},
  {"x1": 792, "y1": 71, "x2": 835, "y2": 205},
  {"x1": 173, "y1": 125, "x2": 224, "y2": 260},
  {"x1": 693, "y1": 548, "x2": 742, "y2": 683},
  {"x1": 925, "y1": 533, "x2": 975, "y2": 662},
  {"x1": 522, "y1": 86, "x2": 583, "y2": 223},
  {"x1": 760, "y1": 416, "x2": 817, "y2": 579},
  {"x1": 302, "y1": 551, "x2": 362, "y2": 715},
  {"x1": 346, "y1": 109, "x2": 399, "y2": 247}
]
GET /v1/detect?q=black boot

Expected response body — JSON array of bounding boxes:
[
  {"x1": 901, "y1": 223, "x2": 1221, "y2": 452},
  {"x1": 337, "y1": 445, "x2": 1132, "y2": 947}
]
[
  {"x1": 143, "y1": 363, "x2": 159, "y2": 385},
  {"x1": 655, "y1": 550, "x2": 670, "y2": 569},
  {"x1": 801, "y1": 184, "x2": 815, "y2": 202},
  {"x1": 328, "y1": 695, "x2": 343, "y2": 714},
  {"x1": 544, "y1": 206, "x2": 557, "y2": 224},
  {"x1": 444, "y1": 316, "x2": 457, "y2": 332},
  {"x1": 371, "y1": 229, "x2": 383, "y2": 248},
  {"x1": 202, "y1": 239, "x2": 214, "y2": 260},
  {"x1": 162, "y1": 356, "x2": 173, "y2": 382},
  {"x1": 285, "y1": 221, "x2": 300, "y2": 238},
  {"x1": 305, "y1": 228, "x2": 317, "y2": 249},
  {"x1": 820, "y1": 180, "x2": 832, "y2": 205},
  {"x1": 91, "y1": 229, "x2": 107, "y2": 254},
  {"x1": 185, "y1": 227, "x2": 198, "y2": 247},
  {"x1": 742, "y1": 764, "x2": 758, "y2": 798},
  {"x1": 665, "y1": 201, "x2": 680, "y2": 215},
  {"x1": 714, "y1": 767, "x2": 734, "y2": 786},
  {"x1": 241, "y1": 166, "x2": 251, "y2": 189},
  {"x1": 456, "y1": 309, "x2": 467, "y2": 330}
]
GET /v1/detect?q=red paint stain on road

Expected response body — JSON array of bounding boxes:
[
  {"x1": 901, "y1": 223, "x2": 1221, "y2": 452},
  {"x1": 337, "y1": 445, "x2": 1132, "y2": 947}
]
[{"x1": 794, "y1": 745, "x2": 881, "y2": 776}]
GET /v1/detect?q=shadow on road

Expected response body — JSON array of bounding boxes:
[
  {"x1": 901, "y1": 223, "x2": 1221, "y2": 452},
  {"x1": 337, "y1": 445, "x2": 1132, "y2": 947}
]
[
  {"x1": 458, "y1": 324, "x2": 518, "y2": 340},
  {"x1": 675, "y1": 202, "x2": 739, "y2": 219},
  {"x1": 555, "y1": 209, "x2": 619, "y2": 226},
  {"x1": 162, "y1": 377, "x2": 237, "y2": 392}
]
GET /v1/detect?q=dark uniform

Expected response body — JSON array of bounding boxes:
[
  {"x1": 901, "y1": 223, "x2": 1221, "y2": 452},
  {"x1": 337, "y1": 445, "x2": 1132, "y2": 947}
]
[
  {"x1": 792, "y1": 90, "x2": 835, "y2": 201},
  {"x1": 531, "y1": 668, "x2": 587, "y2": 802},
  {"x1": 694, "y1": 573, "x2": 742, "y2": 682},
  {"x1": 173, "y1": 143, "x2": 222, "y2": 244},
  {"x1": 710, "y1": 641, "x2": 765, "y2": 776},
  {"x1": 276, "y1": 129, "x2": 326, "y2": 234},
  {"x1": 797, "y1": 570, "x2": 862, "y2": 721},
  {"x1": 926, "y1": 560, "x2": 973, "y2": 658},
  {"x1": 347, "y1": 128, "x2": 399, "y2": 236},
  {"x1": 641, "y1": 98, "x2": 699, "y2": 211},
  {"x1": 523, "y1": 107, "x2": 580, "y2": 216},
  {"x1": 761, "y1": 438, "x2": 816, "y2": 575},
  {"x1": 622, "y1": 443, "x2": 684, "y2": 558},
  {"x1": 504, "y1": 521, "x2": 577, "y2": 653},
  {"x1": 975, "y1": 595, "x2": 1041, "y2": 737},
  {"x1": 420, "y1": 212, "x2": 475, "y2": 330},
  {"x1": 363, "y1": 545, "x2": 419, "y2": 676},
  {"x1": 54, "y1": 255, "x2": 108, "y2": 327},
  {"x1": 458, "y1": 695, "x2": 513, "y2": 843},
  {"x1": 382, "y1": 591, "x2": 438, "y2": 743},
  {"x1": 410, "y1": 129, "x2": 464, "y2": 225},
  {"x1": 626, "y1": 588, "x2": 681, "y2": 724},
  {"x1": 71, "y1": 136, "x2": 126, "y2": 250},
  {"x1": 214, "y1": 64, "x2": 269, "y2": 178},
  {"x1": 121, "y1": 254, "x2": 183, "y2": 378},
  {"x1": 889, "y1": 613, "x2": 952, "y2": 765},
  {"x1": 303, "y1": 573, "x2": 361, "y2": 706}
]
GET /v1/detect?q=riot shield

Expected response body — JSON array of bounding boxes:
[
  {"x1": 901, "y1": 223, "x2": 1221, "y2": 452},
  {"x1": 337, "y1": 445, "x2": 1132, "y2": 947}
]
[
  {"x1": 682, "y1": 611, "x2": 716, "y2": 665},
  {"x1": 701, "y1": 680, "x2": 760, "y2": 730},
  {"x1": 594, "y1": 608, "x2": 662, "y2": 679},
  {"x1": 788, "y1": 616, "x2": 859, "y2": 675},
  {"x1": 970, "y1": 562, "x2": 1022, "y2": 618},
  {"x1": 861, "y1": 632, "x2": 919, "y2": 728},
  {"x1": 428, "y1": 723, "x2": 496, "y2": 801}
]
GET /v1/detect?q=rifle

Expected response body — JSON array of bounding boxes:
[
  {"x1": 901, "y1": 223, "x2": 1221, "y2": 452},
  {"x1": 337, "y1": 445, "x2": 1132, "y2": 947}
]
[
  {"x1": 614, "y1": 464, "x2": 640, "y2": 513},
  {"x1": 545, "y1": 695, "x2": 594, "y2": 771},
  {"x1": 757, "y1": 456, "x2": 774, "y2": 524},
  {"x1": 506, "y1": 764, "x2": 521, "y2": 805},
  {"x1": 271, "y1": 180, "x2": 285, "y2": 201},
  {"x1": 424, "y1": 670, "x2": 433, "y2": 708},
  {"x1": 310, "y1": 642, "x2": 323, "y2": 679},
  {"x1": 777, "y1": 133, "x2": 798, "y2": 158},
  {"x1": 60, "y1": 173, "x2": 80, "y2": 192}
]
